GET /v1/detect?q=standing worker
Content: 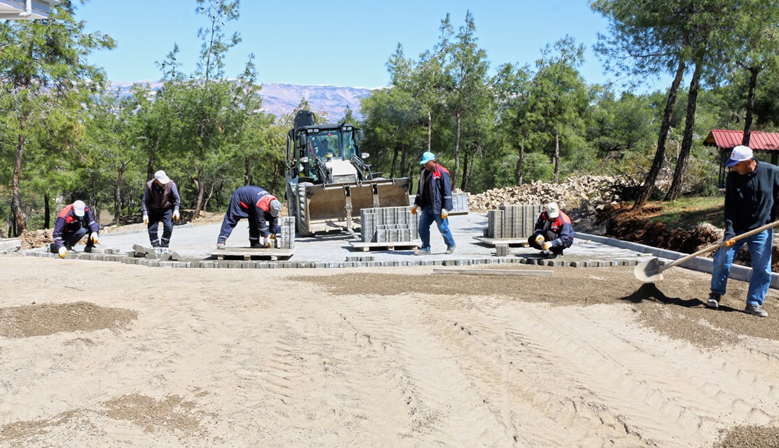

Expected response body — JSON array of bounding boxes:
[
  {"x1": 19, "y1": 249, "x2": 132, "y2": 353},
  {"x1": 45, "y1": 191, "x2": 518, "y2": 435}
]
[
  {"x1": 51, "y1": 200, "x2": 100, "y2": 258},
  {"x1": 217, "y1": 186, "x2": 282, "y2": 249},
  {"x1": 708, "y1": 145, "x2": 779, "y2": 317},
  {"x1": 528, "y1": 202, "x2": 574, "y2": 258},
  {"x1": 142, "y1": 170, "x2": 181, "y2": 248},
  {"x1": 412, "y1": 151, "x2": 456, "y2": 255}
]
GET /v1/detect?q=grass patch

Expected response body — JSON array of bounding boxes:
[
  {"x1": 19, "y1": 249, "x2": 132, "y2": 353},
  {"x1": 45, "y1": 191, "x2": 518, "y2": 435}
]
[{"x1": 647, "y1": 196, "x2": 723, "y2": 230}]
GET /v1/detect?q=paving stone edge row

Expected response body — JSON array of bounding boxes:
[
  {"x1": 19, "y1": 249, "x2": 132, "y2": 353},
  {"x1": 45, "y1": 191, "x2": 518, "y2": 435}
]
[{"x1": 578, "y1": 232, "x2": 779, "y2": 290}]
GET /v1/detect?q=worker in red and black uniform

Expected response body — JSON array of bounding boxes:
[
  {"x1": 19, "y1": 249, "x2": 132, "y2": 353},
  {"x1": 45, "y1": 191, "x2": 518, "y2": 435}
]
[
  {"x1": 217, "y1": 186, "x2": 282, "y2": 249},
  {"x1": 141, "y1": 170, "x2": 181, "y2": 248},
  {"x1": 528, "y1": 202, "x2": 574, "y2": 258},
  {"x1": 51, "y1": 200, "x2": 100, "y2": 258}
]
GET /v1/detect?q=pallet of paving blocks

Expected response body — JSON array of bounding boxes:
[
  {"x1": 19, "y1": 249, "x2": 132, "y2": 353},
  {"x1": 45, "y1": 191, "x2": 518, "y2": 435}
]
[
  {"x1": 474, "y1": 204, "x2": 542, "y2": 247},
  {"x1": 350, "y1": 206, "x2": 421, "y2": 251}
]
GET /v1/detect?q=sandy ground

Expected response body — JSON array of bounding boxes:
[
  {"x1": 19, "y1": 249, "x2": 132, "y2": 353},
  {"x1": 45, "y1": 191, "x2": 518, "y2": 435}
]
[{"x1": 2, "y1": 256, "x2": 779, "y2": 447}]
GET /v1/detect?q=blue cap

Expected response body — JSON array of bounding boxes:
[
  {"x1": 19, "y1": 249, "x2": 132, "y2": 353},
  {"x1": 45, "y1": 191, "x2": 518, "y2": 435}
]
[{"x1": 419, "y1": 151, "x2": 436, "y2": 165}]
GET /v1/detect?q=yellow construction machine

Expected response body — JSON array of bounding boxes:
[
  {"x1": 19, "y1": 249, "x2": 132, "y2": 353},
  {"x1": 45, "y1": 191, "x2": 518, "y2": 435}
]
[{"x1": 285, "y1": 110, "x2": 411, "y2": 237}]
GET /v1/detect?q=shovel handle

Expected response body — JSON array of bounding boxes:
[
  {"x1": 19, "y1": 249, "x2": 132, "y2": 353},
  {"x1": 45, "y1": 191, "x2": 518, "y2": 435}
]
[{"x1": 661, "y1": 219, "x2": 779, "y2": 272}]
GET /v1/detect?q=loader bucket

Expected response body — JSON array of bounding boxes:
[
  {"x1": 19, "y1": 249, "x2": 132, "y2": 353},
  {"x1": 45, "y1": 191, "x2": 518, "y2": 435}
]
[{"x1": 298, "y1": 178, "x2": 411, "y2": 235}]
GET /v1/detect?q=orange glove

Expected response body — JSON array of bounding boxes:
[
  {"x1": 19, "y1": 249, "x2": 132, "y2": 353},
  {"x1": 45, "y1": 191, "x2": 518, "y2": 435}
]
[
  {"x1": 725, "y1": 239, "x2": 736, "y2": 247},
  {"x1": 441, "y1": 209, "x2": 449, "y2": 219},
  {"x1": 411, "y1": 205, "x2": 420, "y2": 215},
  {"x1": 535, "y1": 235, "x2": 545, "y2": 246},
  {"x1": 542, "y1": 242, "x2": 552, "y2": 250}
]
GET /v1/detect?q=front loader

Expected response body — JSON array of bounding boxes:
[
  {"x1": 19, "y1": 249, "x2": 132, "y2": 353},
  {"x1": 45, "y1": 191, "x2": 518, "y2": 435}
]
[{"x1": 285, "y1": 110, "x2": 411, "y2": 237}]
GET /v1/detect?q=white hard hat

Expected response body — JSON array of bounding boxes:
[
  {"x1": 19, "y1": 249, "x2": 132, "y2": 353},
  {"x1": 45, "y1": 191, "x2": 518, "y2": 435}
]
[
  {"x1": 154, "y1": 170, "x2": 170, "y2": 185},
  {"x1": 545, "y1": 202, "x2": 559, "y2": 219},
  {"x1": 73, "y1": 200, "x2": 86, "y2": 217}
]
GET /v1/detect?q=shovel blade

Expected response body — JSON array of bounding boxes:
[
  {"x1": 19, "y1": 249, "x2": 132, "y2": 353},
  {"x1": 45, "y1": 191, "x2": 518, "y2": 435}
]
[{"x1": 634, "y1": 258, "x2": 664, "y2": 283}]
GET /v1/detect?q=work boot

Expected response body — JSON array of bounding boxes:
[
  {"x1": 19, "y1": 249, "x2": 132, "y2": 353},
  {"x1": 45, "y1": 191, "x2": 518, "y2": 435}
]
[
  {"x1": 250, "y1": 242, "x2": 263, "y2": 249},
  {"x1": 84, "y1": 243, "x2": 94, "y2": 253},
  {"x1": 414, "y1": 249, "x2": 430, "y2": 256},
  {"x1": 216, "y1": 242, "x2": 225, "y2": 250},
  {"x1": 744, "y1": 304, "x2": 768, "y2": 317},
  {"x1": 445, "y1": 245, "x2": 456, "y2": 255},
  {"x1": 706, "y1": 292, "x2": 721, "y2": 309}
]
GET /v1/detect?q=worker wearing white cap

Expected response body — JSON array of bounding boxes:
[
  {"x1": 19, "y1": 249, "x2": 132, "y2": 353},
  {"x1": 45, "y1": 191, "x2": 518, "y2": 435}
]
[
  {"x1": 141, "y1": 170, "x2": 182, "y2": 248},
  {"x1": 217, "y1": 186, "x2": 281, "y2": 249},
  {"x1": 529, "y1": 202, "x2": 574, "y2": 258},
  {"x1": 51, "y1": 200, "x2": 100, "y2": 258},
  {"x1": 709, "y1": 145, "x2": 779, "y2": 318}
]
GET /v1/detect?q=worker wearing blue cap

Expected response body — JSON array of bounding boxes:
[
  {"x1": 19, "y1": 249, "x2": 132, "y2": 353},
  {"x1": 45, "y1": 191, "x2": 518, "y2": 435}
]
[{"x1": 411, "y1": 151, "x2": 455, "y2": 255}]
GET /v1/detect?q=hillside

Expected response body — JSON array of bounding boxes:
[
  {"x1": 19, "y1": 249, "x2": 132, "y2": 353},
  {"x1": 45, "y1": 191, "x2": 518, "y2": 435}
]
[{"x1": 109, "y1": 81, "x2": 374, "y2": 121}]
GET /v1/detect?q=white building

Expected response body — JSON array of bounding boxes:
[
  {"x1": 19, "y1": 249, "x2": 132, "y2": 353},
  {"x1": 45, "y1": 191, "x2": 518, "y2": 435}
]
[{"x1": 0, "y1": 0, "x2": 59, "y2": 20}]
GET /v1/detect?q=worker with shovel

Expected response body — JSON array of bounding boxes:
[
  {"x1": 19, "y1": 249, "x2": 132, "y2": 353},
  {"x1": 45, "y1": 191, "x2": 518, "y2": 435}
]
[
  {"x1": 217, "y1": 186, "x2": 281, "y2": 249},
  {"x1": 529, "y1": 202, "x2": 574, "y2": 258},
  {"x1": 708, "y1": 145, "x2": 779, "y2": 318}
]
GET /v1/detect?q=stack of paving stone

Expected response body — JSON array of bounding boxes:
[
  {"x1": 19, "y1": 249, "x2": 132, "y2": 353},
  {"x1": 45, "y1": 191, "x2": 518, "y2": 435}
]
[
  {"x1": 360, "y1": 206, "x2": 419, "y2": 243},
  {"x1": 450, "y1": 192, "x2": 470, "y2": 215},
  {"x1": 484, "y1": 204, "x2": 541, "y2": 239},
  {"x1": 276, "y1": 216, "x2": 296, "y2": 249}
]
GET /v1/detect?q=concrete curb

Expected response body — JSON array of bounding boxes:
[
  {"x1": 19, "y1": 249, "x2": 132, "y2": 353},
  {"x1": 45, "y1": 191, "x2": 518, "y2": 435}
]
[
  {"x1": 578, "y1": 232, "x2": 779, "y2": 289},
  {"x1": 0, "y1": 238, "x2": 21, "y2": 253}
]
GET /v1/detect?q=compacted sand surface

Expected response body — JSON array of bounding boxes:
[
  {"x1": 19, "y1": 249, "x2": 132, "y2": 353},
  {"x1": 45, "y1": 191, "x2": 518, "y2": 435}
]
[{"x1": 1, "y1": 256, "x2": 778, "y2": 447}]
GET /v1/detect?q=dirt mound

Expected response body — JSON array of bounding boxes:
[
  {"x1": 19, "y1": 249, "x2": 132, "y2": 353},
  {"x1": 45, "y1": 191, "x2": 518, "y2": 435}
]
[
  {"x1": 0, "y1": 301, "x2": 137, "y2": 338},
  {"x1": 600, "y1": 203, "x2": 779, "y2": 272},
  {"x1": 19, "y1": 229, "x2": 54, "y2": 250}
]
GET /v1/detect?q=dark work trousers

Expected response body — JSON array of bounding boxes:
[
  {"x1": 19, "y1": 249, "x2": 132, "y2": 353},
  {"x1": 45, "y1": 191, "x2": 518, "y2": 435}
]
[
  {"x1": 148, "y1": 208, "x2": 174, "y2": 247},
  {"x1": 218, "y1": 212, "x2": 261, "y2": 246},
  {"x1": 50, "y1": 227, "x2": 95, "y2": 252},
  {"x1": 528, "y1": 230, "x2": 565, "y2": 255}
]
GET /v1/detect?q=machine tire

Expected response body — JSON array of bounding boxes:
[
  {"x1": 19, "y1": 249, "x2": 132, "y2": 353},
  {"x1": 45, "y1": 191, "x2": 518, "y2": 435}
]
[
  {"x1": 296, "y1": 182, "x2": 314, "y2": 237},
  {"x1": 286, "y1": 183, "x2": 297, "y2": 219}
]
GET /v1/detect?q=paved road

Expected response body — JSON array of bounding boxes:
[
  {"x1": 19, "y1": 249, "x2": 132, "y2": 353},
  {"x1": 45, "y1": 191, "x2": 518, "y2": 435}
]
[{"x1": 93, "y1": 212, "x2": 651, "y2": 266}]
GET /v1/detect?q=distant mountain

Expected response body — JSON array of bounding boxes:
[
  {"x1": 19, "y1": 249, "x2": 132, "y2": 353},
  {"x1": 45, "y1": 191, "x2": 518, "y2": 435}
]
[{"x1": 109, "y1": 81, "x2": 376, "y2": 122}]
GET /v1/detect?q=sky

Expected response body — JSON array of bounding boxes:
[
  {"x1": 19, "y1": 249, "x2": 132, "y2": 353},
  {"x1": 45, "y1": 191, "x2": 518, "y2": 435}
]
[{"x1": 75, "y1": 0, "x2": 670, "y2": 91}]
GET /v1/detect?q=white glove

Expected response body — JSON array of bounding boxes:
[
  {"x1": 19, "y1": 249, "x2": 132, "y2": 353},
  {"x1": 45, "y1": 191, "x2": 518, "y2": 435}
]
[
  {"x1": 143, "y1": 214, "x2": 149, "y2": 225},
  {"x1": 411, "y1": 205, "x2": 420, "y2": 216},
  {"x1": 441, "y1": 209, "x2": 449, "y2": 219},
  {"x1": 90, "y1": 233, "x2": 99, "y2": 244},
  {"x1": 263, "y1": 236, "x2": 272, "y2": 248},
  {"x1": 542, "y1": 242, "x2": 552, "y2": 250},
  {"x1": 58, "y1": 246, "x2": 67, "y2": 258},
  {"x1": 535, "y1": 235, "x2": 545, "y2": 246},
  {"x1": 173, "y1": 210, "x2": 180, "y2": 221}
]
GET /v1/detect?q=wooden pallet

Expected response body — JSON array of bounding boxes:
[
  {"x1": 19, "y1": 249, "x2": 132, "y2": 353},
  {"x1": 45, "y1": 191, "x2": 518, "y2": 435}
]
[
  {"x1": 209, "y1": 248, "x2": 294, "y2": 260},
  {"x1": 472, "y1": 236, "x2": 530, "y2": 247},
  {"x1": 349, "y1": 241, "x2": 421, "y2": 252}
]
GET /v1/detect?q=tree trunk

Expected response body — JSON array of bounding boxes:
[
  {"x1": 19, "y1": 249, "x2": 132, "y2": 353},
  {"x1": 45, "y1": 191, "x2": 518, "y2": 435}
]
[
  {"x1": 244, "y1": 157, "x2": 252, "y2": 186},
  {"x1": 11, "y1": 131, "x2": 26, "y2": 236},
  {"x1": 194, "y1": 164, "x2": 205, "y2": 219},
  {"x1": 147, "y1": 155, "x2": 155, "y2": 182},
  {"x1": 114, "y1": 164, "x2": 126, "y2": 225},
  {"x1": 665, "y1": 62, "x2": 703, "y2": 201},
  {"x1": 516, "y1": 146, "x2": 525, "y2": 186},
  {"x1": 633, "y1": 58, "x2": 687, "y2": 209},
  {"x1": 453, "y1": 110, "x2": 462, "y2": 188},
  {"x1": 460, "y1": 151, "x2": 469, "y2": 191},
  {"x1": 44, "y1": 192, "x2": 51, "y2": 229},
  {"x1": 554, "y1": 131, "x2": 560, "y2": 183},
  {"x1": 271, "y1": 162, "x2": 279, "y2": 193},
  {"x1": 742, "y1": 67, "x2": 759, "y2": 146},
  {"x1": 427, "y1": 110, "x2": 432, "y2": 152},
  {"x1": 390, "y1": 146, "x2": 399, "y2": 178}
]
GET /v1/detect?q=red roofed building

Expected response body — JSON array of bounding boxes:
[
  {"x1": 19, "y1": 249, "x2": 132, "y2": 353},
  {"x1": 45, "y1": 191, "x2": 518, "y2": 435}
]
[{"x1": 704, "y1": 129, "x2": 779, "y2": 184}]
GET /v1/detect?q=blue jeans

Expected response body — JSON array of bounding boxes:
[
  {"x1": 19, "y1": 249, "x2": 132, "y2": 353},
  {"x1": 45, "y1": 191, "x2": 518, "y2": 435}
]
[
  {"x1": 710, "y1": 228, "x2": 773, "y2": 306},
  {"x1": 418, "y1": 205, "x2": 455, "y2": 251}
]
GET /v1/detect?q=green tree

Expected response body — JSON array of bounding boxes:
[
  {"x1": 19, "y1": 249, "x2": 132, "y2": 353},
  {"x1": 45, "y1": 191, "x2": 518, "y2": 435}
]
[{"x1": 0, "y1": 0, "x2": 115, "y2": 235}]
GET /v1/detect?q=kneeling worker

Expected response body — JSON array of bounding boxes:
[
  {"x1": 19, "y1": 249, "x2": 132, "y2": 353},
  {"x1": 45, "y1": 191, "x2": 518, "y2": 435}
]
[
  {"x1": 52, "y1": 200, "x2": 100, "y2": 258},
  {"x1": 528, "y1": 202, "x2": 574, "y2": 257},
  {"x1": 217, "y1": 186, "x2": 282, "y2": 249}
]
